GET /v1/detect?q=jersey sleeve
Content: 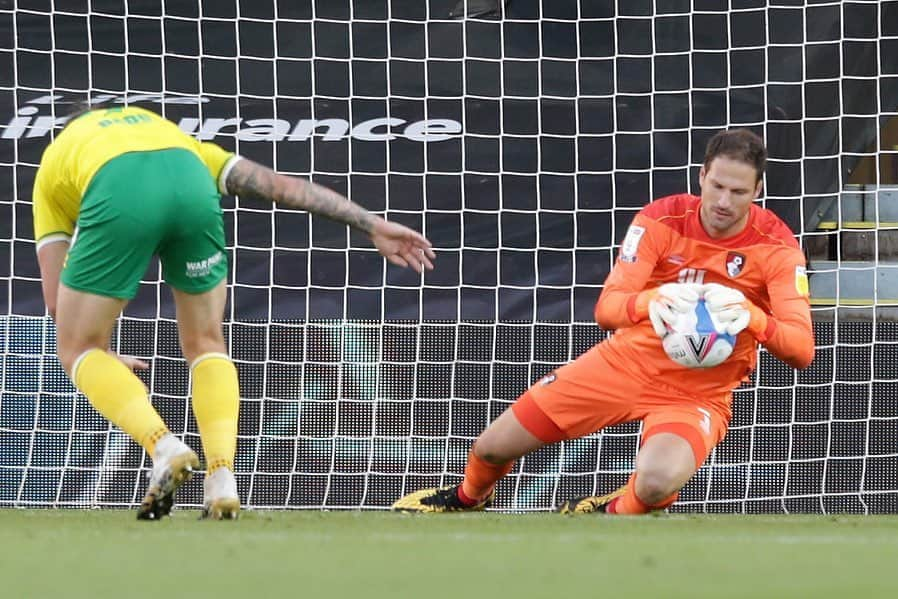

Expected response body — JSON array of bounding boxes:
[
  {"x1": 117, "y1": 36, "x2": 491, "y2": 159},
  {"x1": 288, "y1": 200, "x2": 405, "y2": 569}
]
[
  {"x1": 32, "y1": 159, "x2": 76, "y2": 249},
  {"x1": 594, "y1": 213, "x2": 668, "y2": 329},
  {"x1": 758, "y1": 248, "x2": 815, "y2": 369},
  {"x1": 195, "y1": 141, "x2": 240, "y2": 194}
]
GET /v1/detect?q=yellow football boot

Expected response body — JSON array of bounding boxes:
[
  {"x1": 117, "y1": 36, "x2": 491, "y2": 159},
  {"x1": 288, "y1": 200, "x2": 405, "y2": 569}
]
[
  {"x1": 555, "y1": 485, "x2": 627, "y2": 514},
  {"x1": 392, "y1": 485, "x2": 493, "y2": 513}
]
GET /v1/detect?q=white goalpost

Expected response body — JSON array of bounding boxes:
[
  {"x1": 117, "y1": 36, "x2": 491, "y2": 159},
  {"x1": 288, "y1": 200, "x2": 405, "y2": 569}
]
[{"x1": 1, "y1": 0, "x2": 897, "y2": 513}]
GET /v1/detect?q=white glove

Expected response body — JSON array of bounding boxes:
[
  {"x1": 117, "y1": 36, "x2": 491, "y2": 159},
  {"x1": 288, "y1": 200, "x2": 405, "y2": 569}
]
[
  {"x1": 647, "y1": 283, "x2": 701, "y2": 338},
  {"x1": 702, "y1": 283, "x2": 751, "y2": 336}
]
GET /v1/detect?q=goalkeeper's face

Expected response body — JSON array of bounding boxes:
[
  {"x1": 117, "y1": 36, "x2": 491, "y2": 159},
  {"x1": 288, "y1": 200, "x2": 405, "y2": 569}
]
[{"x1": 698, "y1": 156, "x2": 763, "y2": 239}]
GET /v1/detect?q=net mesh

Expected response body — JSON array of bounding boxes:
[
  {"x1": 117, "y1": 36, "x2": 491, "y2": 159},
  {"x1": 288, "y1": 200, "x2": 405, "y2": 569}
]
[{"x1": 1, "y1": 0, "x2": 897, "y2": 513}]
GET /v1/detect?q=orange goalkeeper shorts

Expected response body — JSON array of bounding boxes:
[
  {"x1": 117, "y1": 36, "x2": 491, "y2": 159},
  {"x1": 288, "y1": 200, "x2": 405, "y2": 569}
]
[{"x1": 511, "y1": 344, "x2": 731, "y2": 468}]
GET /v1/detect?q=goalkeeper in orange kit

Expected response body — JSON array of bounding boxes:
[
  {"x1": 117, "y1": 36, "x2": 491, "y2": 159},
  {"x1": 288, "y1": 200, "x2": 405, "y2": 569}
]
[
  {"x1": 393, "y1": 128, "x2": 814, "y2": 514},
  {"x1": 33, "y1": 104, "x2": 435, "y2": 520}
]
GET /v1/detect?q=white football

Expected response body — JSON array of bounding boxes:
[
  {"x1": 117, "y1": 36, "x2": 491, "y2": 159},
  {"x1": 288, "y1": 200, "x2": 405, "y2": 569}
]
[{"x1": 661, "y1": 299, "x2": 737, "y2": 368}]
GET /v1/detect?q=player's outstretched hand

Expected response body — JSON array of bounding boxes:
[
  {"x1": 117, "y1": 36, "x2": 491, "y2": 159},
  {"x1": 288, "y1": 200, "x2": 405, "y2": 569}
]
[
  {"x1": 108, "y1": 351, "x2": 149, "y2": 371},
  {"x1": 702, "y1": 283, "x2": 755, "y2": 336},
  {"x1": 646, "y1": 283, "x2": 701, "y2": 337},
  {"x1": 370, "y1": 219, "x2": 436, "y2": 274}
]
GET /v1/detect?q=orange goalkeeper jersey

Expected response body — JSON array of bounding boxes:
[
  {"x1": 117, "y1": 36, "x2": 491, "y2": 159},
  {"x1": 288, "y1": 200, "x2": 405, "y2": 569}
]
[{"x1": 594, "y1": 193, "x2": 814, "y2": 401}]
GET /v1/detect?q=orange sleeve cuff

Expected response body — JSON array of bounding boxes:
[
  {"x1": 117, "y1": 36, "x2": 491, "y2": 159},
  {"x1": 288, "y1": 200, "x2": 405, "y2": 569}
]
[
  {"x1": 626, "y1": 294, "x2": 640, "y2": 324},
  {"x1": 758, "y1": 317, "x2": 777, "y2": 343},
  {"x1": 747, "y1": 304, "x2": 777, "y2": 343}
]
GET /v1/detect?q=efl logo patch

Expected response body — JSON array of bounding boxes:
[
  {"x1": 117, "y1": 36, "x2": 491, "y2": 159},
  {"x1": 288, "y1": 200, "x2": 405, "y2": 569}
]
[
  {"x1": 795, "y1": 265, "x2": 809, "y2": 296},
  {"x1": 620, "y1": 225, "x2": 645, "y2": 264},
  {"x1": 726, "y1": 252, "x2": 746, "y2": 278}
]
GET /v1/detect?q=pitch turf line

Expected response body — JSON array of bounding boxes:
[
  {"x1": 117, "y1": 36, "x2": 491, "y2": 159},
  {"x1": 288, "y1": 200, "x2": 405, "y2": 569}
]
[{"x1": 1, "y1": 510, "x2": 896, "y2": 599}]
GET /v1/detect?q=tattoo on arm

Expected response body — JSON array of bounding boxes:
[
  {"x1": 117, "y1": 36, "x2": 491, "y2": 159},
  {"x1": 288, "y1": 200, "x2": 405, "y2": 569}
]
[{"x1": 225, "y1": 158, "x2": 376, "y2": 233}]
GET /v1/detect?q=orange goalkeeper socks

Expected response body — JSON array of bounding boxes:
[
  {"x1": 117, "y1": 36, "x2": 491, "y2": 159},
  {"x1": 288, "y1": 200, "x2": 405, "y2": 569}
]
[
  {"x1": 607, "y1": 474, "x2": 679, "y2": 514},
  {"x1": 459, "y1": 446, "x2": 515, "y2": 506}
]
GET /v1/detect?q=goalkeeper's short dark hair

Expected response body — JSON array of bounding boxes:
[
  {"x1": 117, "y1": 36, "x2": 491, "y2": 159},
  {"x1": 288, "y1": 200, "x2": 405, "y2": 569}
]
[{"x1": 704, "y1": 128, "x2": 767, "y2": 182}]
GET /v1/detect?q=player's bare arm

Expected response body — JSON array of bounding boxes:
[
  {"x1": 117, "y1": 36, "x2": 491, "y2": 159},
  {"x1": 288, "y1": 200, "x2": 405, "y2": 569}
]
[
  {"x1": 225, "y1": 157, "x2": 377, "y2": 232},
  {"x1": 225, "y1": 158, "x2": 436, "y2": 273}
]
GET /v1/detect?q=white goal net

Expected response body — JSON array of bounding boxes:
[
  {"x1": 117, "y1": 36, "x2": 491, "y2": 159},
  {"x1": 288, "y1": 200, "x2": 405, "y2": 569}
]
[{"x1": 1, "y1": 0, "x2": 897, "y2": 513}]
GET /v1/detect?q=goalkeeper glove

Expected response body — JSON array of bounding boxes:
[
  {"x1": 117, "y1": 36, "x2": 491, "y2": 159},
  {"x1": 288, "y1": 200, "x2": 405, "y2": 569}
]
[
  {"x1": 634, "y1": 283, "x2": 701, "y2": 338},
  {"x1": 702, "y1": 283, "x2": 769, "y2": 340}
]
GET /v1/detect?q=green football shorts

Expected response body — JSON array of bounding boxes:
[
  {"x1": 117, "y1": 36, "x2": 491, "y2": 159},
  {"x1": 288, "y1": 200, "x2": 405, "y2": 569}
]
[{"x1": 61, "y1": 148, "x2": 228, "y2": 299}]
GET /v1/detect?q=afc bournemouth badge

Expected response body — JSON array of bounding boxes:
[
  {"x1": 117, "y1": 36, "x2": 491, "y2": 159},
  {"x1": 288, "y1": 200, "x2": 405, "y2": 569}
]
[{"x1": 725, "y1": 252, "x2": 746, "y2": 278}]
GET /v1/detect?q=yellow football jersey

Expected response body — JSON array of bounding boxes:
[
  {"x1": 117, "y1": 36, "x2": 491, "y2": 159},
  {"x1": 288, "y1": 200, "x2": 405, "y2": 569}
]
[{"x1": 32, "y1": 105, "x2": 235, "y2": 247}]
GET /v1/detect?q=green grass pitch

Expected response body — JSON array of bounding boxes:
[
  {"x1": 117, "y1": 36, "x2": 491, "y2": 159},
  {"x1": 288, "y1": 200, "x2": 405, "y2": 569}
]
[{"x1": 2, "y1": 509, "x2": 897, "y2": 598}]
